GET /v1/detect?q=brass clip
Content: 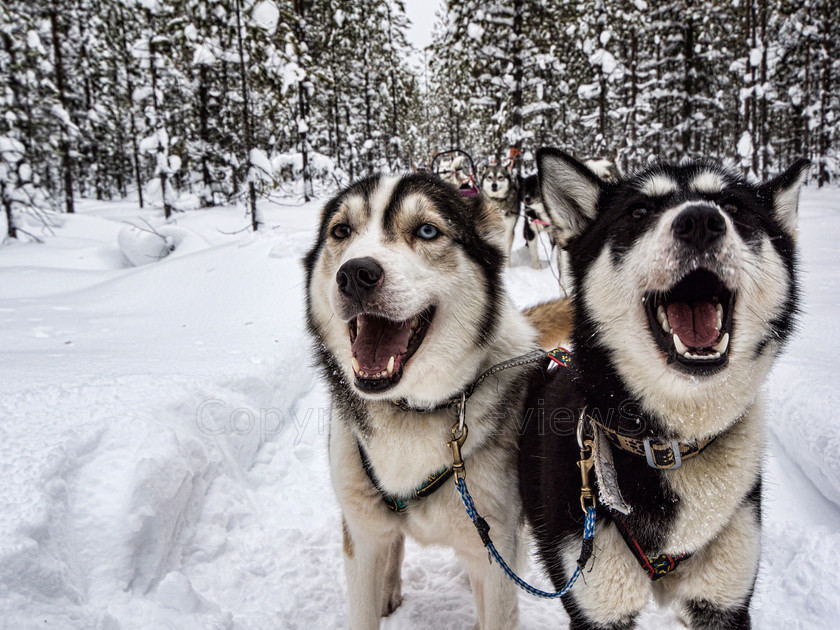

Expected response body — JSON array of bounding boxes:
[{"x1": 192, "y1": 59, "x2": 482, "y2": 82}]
[
  {"x1": 578, "y1": 438, "x2": 596, "y2": 513},
  {"x1": 449, "y1": 422, "x2": 469, "y2": 480}
]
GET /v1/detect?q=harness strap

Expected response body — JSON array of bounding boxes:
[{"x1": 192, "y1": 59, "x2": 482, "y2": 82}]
[
  {"x1": 588, "y1": 416, "x2": 716, "y2": 470},
  {"x1": 612, "y1": 517, "x2": 692, "y2": 581},
  {"x1": 357, "y1": 442, "x2": 453, "y2": 513}
]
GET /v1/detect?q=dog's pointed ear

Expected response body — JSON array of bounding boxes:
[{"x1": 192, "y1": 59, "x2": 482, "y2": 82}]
[
  {"x1": 760, "y1": 158, "x2": 810, "y2": 240},
  {"x1": 537, "y1": 148, "x2": 603, "y2": 241}
]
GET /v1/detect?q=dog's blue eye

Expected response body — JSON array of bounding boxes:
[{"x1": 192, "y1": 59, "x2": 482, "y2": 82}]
[
  {"x1": 416, "y1": 224, "x2": 439, "y2": 240},
  {"x1": 331, "y1": 224, "x2": 351, "y2": 239},
  {"x1": 631, "y1": 205, "x2": 648, "y2": 219}
]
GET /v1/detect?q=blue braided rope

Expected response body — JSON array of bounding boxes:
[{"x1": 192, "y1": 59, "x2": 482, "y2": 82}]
[{"x1": 455, "y1": 477, "x2": 596, "y2": 599}]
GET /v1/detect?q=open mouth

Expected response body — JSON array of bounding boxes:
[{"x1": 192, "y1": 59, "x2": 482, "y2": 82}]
[
  {"x1": 643, "y1": 269, "x2": 735, "y2": 375},
  {"x1": 348, "y1": 306, "x2": 435, "y2": 394}
]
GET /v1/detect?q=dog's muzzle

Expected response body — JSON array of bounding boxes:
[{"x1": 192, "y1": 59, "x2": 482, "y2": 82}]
[
  {"x1": 672, "y1": 205, "x2": 726, "y2": 252},
  {"x1": 336, "y1": 257, "x2": 384, "y2": 304}
]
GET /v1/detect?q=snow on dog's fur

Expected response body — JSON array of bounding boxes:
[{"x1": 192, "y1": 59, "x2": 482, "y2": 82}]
[
  {"x1": 519, "y1": 149, "x2": 809, "y2": 629},
  {"x1": 304, "y1": 172, "x2": 538, "y2": 629}
]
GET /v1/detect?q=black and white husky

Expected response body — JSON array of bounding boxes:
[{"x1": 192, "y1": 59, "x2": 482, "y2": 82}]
[
  {"x1": 480, "y1": 164, "x2": 519, "y2": 265},
  {"x1": 519, "y1": 149, "x2": 809, "y2": 629},
  {"x1": 304, "y1": 173, "x2": 538, "y2": 629}
]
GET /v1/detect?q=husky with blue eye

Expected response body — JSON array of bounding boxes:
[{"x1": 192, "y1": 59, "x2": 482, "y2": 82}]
[
  {"x1": 519, "y1": 149, "x2": 809, "y2": 629},
  {"x1": 304, "y1": 172, "x2": 542, "y2": 629}
]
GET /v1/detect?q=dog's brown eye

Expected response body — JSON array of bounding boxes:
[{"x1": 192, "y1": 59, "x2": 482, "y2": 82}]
[
  {"x1": 722, "y1": 199, "x2": 738, "y2": 213},
  {"x1": 331, "y1": 224, "x2": 351, "y2": 239},
  {"x1": 631, "y1": 205, "x2": 648, "y2": 219}
]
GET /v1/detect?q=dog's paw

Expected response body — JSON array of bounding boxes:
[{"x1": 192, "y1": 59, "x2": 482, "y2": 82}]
[{"x1": 381, "y1": 590, "x2": 402, "y2": 617}]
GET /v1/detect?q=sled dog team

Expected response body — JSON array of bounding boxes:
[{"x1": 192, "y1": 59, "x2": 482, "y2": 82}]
[{"x1": 305, "y1": 147, "x2": 809, "y2": 628}]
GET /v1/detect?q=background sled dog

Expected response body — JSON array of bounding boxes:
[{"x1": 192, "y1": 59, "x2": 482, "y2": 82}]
[
  {"x1": 519, "y1": 149, "x2": 809, "y2": 629},
  {"x1": 304, "y1": 172, "x2": 538, "y2": 629},
  {"x1": 480, "y1": 164, "x2": 519, "y2": 265},
  {"x1": 521, "y1": 158, "x2": 619, "y2": 285}
]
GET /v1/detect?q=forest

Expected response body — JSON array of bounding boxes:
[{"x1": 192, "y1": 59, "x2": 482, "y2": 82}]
[{"x1": 1, "y1": 0, "x2": 838, "y2": 237}]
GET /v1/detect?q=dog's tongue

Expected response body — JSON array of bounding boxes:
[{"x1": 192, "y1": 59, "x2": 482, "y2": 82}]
[
  {"x1": 352, "y1": 314, "x2": 411, "y2": 372},
  {"x1": 666, "y1": 302, "x2": 719, "y2": 347}
]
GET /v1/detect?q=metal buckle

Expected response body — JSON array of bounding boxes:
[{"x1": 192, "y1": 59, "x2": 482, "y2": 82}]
[{"x1": 643, "y1": 437, "x2": 682, "y2": 470}]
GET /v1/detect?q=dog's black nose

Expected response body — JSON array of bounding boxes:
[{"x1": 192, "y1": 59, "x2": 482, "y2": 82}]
[
  {"x1": 336, "y1": 257, "x2": 384, "y2": 301},
  {"x1": 672, "y1": 205, "x2": 727, "y2": 250}
]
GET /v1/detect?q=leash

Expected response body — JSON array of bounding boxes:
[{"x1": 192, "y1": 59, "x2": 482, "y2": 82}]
[
  {"x1": 448, "y1": 349, "x2": 598, "y2": 599},
  {"x1": 365, "y1": 349, "x2": 549, "y2": 513},
  {"x1": 392, "y1": 349, "x2": 547, "y2": 413},
  {"x1": 450, "y1": 347, "x2": 697, "y2": 593}
]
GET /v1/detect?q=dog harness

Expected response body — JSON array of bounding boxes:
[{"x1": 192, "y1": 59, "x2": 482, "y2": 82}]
[{"x1": 612, "y1": 516, "x2": 692, "y2": 581}]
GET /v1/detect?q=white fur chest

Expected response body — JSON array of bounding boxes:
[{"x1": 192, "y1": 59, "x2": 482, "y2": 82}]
[{"x1": 661, "y1": 400, "x2": 765, "y2": 554}]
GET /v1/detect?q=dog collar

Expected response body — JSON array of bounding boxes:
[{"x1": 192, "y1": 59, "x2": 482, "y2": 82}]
[
  {"x1": 391, "y1": 349, "x2": 548, "y2": 413},
  {"x1": 357, "y1": 441, "x2": 453, "y2": 513},
  {"x1": 588, "y1": 417, "x2": 716, "y2": 470}
]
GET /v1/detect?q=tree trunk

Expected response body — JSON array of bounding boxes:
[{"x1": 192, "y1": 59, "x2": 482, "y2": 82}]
[
  {"x1": 817, "y1": 7, "x2": 832, "y2": 186},
  {"x1": 510, "y1": 0, "x2": 523, "y2": 176},
  {"x1": 118, "y1": 6, "x2": 144, "y2": 208},
  {"x1": 233, "y1": 0, "x2": 259, "y2": 230},
  {"x1": 146, "y1": 9, "x2": 171, "y2": 218},
  {"x1": 48, "y1": 2, "x2": 74, "y2": 214},
  {"x1": 197, "y1": 65, "x2": 213, "y2": 205},
  {"x1": 294, "y1": 0, "x2": 311, "y2": 202},
  {"x1": 682, "y1": 9, "x2": 695, "y2": 155}
]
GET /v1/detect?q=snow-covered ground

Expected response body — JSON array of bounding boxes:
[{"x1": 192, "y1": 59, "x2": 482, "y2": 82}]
[{"x1": 0, "y1": 189, "x2": 838, "y2": 629}]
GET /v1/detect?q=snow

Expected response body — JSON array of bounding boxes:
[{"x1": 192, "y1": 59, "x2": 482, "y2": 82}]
[
  {"x1": 738, "y1": 130, "x2": 754, "y2": 159},
  {"x1": 251, "y1": 1, "x2": 280, "y2": 35},
  {"x1": 467, "y1": 23, "x2": 484, "y2": 41},
  {"x1": 0, "y1": 188, "x2": 839, "y2": 628}
]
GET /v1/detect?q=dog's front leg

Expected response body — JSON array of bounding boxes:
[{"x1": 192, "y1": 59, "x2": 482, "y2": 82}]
[
  {"x1": 559, "y1": 522, "x2": 650, "y2": 629},
  {"x1": 528, "y1": 230, "x2": 541, "y2": 269},
  {"x1": 342, "y1": 516, "x2": 400, "y2": 630},
  {"x1": 381, "y1": 532, "x2": 404, "y2": 616},
  {"x1": 459, "y1": 528, "x2": 520, "y2": 630},
  {"x1": 668, "y1": 501, "x2": 760, "y2": 629}
]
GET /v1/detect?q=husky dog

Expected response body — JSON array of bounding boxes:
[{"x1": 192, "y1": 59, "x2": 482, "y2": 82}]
[
  {"x1": 521, "y1": 159, "x2": 619, "y2": 282},
  {"x1": 480, "y1": 164, "x2": 519, "y2": 265},
  {"x1": 519, "y1": 149, "x2": 809, "y2": 629},
  {"x1": 304, "y1": 172, "x2": 539, "y2": 629}
]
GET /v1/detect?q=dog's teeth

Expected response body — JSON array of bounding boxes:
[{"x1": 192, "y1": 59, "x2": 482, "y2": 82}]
[
  {"x1": 715, "y1": 303, "x2": 723, "y2": 330},
  {"x1": 352, "y1": 357, "x2": 360, "y2": 374},
  {"x1": 685, "y1": 351, "x2": 721, "y2": 361},
  {"x1": 357, "y1": 318, "x2": 363, "y2": 336},
  {"x1": 673, "y1": 333, "x2": 688, "y2": 355},
  {"x1": 387, "y1": 355, "x2": 395, "y2": 375},
  {"x1": 656, "y1": 306, "x2": 672, "y2": 333},
  {"x1": 411, "y1": 316, "x2": 419, "y2": 330},
  {"x1": 713, "y1": 332, "x2": 730, "y2": 353}
]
